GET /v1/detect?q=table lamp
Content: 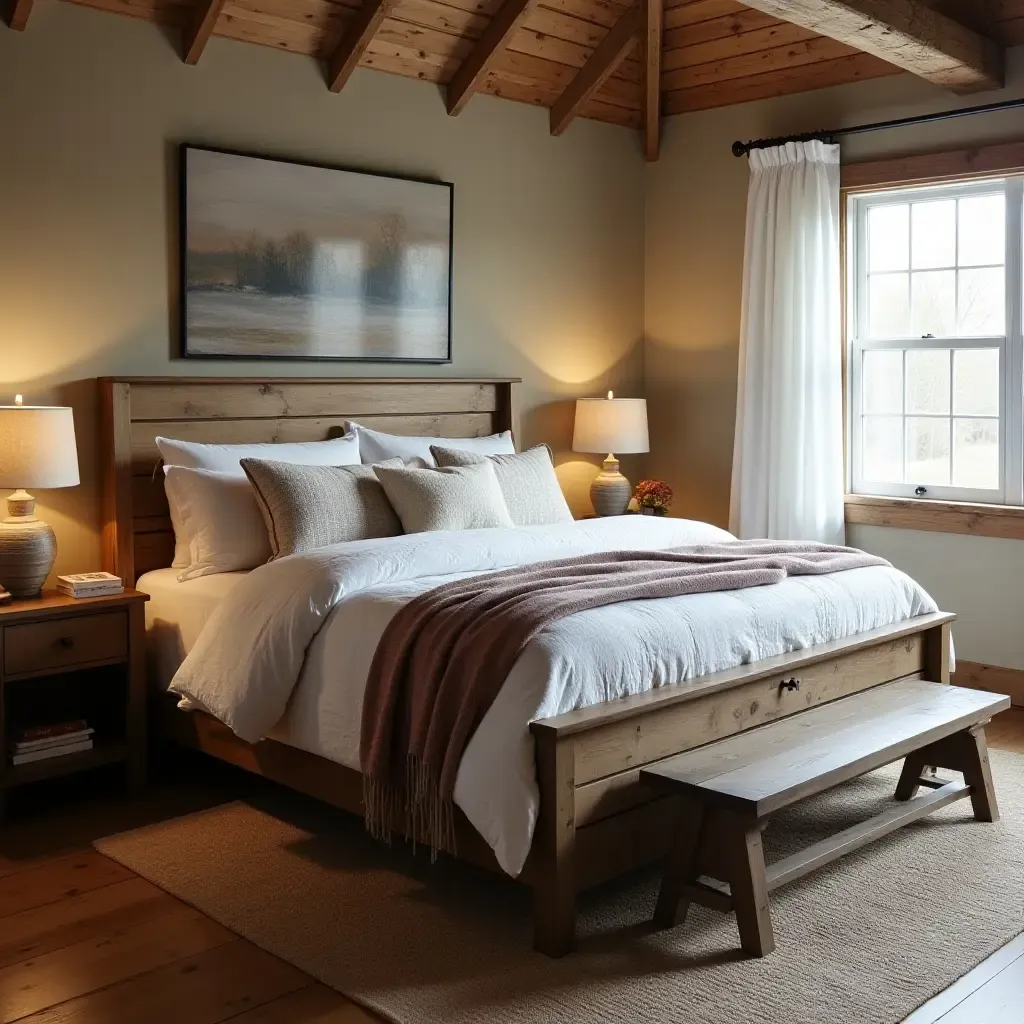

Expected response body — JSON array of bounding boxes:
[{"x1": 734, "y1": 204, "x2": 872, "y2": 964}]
[
  {"x1": 0, "y1": 396, "x2": 80, "y2": 598},
  {"x1": 573, "y1": 391, "x2": 649, "y2": 517}
]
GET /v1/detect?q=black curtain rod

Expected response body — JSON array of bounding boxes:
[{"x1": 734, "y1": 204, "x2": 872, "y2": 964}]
[{"x1": 731, "y1": 94, "x2": 1024, "y2": 158}]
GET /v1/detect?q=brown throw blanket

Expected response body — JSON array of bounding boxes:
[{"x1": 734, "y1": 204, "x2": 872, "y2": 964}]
[{"x1": 359, "y1": 540, "x2": 889, "y2": 854}]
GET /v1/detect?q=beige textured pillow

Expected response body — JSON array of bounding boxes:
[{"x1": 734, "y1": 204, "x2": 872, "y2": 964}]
[
  {"x1": 240, "y1": 458, "x2": 403, "y2": 558},
  {"x1": 430, "y1": 444, "x2": 573, "y2": 527},
  {"x1": 373, "y1": 462, "x2": 514, "y2": 534}
]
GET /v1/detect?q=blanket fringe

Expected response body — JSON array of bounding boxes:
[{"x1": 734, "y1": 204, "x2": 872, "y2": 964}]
[{"x1": 363, "y1": 756, "x2": 456, "y2": 862}]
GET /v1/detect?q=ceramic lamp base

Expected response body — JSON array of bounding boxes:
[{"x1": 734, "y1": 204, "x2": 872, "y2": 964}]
[
  {"x1": 0, "y1": 491, "x2": 57, "y2": 598},
  {"x1": 589, "y1": 455, "x2": 632, "y2": 517}
]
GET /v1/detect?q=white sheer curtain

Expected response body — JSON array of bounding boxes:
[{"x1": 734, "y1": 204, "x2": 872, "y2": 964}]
[{"x1": 729, "y1": 140, "x2": 845, "y2": 544}]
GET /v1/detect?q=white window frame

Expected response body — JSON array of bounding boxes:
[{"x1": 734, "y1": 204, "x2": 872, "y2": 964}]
[{"x1": 847, "y1": 176, "x2": 1024, "y2": 505}]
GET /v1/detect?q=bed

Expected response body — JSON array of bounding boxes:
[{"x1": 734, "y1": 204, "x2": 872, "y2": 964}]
[{"x1": 99, "y1": 375, "x2": 955, "y2": 957}]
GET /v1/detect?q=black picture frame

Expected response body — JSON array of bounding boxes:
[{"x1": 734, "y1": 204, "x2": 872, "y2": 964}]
[{"x1": 179, "y1": 144, "x2": 454, "y2": 364}]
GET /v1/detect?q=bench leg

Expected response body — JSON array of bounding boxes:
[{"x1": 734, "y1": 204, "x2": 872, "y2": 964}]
[
  {"x1": 654, "y1": 801, "x2": 704, "y2": 928},
  {"x1": 895, "y1": 751, "x2": 930, "y2": 801},
  {"x1": 962, "y1": 726, "x2": 1000, "y2": 823},
  {"x1": 725, "y1": 812, "x2": 775, "y2": 958}
]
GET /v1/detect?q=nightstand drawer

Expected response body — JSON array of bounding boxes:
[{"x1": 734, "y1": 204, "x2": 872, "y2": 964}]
[{"x1": 4, "y1": 611, "x2": 128, "y2": 676}]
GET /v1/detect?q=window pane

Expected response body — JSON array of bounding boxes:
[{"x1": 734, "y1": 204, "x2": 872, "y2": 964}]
[
  {"x1": 862, "y1": 350, "x2": 903, "y2": 414},
  {"x1": 958, "y1": 267, "x2": 1005, "y2": 335},
  {"x1": 953, "y1": 418, "x2": 999, "y2": 489},
  {"x1": 906, "y1": 417, "x2": 950, "y2": 485},
  {"x1": 868, "y1": 204, "x2": 909, "y2": 272},
  {"x1": 863, "y1": 417, "x2": 903, "y2": 482},
  {"x1": 954, "y1": 349, "x2": 999, "y2": 416},
  {"x1": 912, "y1": 200, "x2": 956, "y2": 269},
  {"x1": 911, "y1": 271, "x2": 956, "y2": 336},
  {"x1": 958, "y1": 194, "x2": 1005, "y2": 266},
  {"x1": 869, "y1": 273, "x2": 910, "y2": 338},
  {"x1": 906, "y1": 348, "x2": 950, "y2": 414}
]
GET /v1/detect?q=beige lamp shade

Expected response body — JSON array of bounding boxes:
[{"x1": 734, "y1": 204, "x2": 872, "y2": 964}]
[
  {"x1": 572, "y1": 393, "x2": 649, "y2": 456},
  {"x1": 0, "y1": 405, "x2": 80, "y2": 489}
]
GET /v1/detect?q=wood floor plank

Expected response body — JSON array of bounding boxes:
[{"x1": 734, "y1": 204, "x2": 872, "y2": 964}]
[
  {"x1": 0, "y1": 877, "x2": 175, "y2": 970},
  {"x1": 903, "y1": 931, "x2": 1024, "y2": 1023},
  {"x1": 934, "y1": 945, "x2": 1024, "y2": 1022},
  {"x1": 0, "y1": 902, "x2": 234, "y2": 1020},
  {"x1": 0, "y1": 853, "x2": 134, "y2": 920},
  {"x1": 16, "y1": 939, "x2": 314, "y2": 1024},
  {"x1": 227, "y1": 983, "x2": 379, "y2": 1023}
]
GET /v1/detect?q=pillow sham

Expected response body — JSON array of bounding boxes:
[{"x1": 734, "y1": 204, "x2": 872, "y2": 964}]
[
  {"x1": 158, "y1": 433, "x2": 361, "y2": 566},
  {"x1": 164, "y1": 466, "x2": 271, "y2": 581},
  {"x1": 373, "y1": 462, "x2": 514, "y2": 534},
  {"x1": 430, "y1": 444, "x2": 573, "y2": 527},
  {"x1": 346, "y1": 422, "x2": 514, "y2": 466},
  {"x1": 241, "y1": 458, "x2": 404, "y2": 558}
]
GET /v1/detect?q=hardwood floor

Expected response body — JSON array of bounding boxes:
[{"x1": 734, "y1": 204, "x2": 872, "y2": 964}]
[{"x1": 0, "y1": 711, "x2": 1022, "y2": 1024}]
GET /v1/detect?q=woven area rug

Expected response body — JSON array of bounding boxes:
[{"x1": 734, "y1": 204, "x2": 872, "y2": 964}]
[{"x1": 96, "y1": 751, "x2": 1024, "y2": 1024}]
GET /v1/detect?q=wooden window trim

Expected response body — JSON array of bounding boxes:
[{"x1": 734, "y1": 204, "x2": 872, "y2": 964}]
[
  {"x1": 845, "y1": 494, "x2": 1024, "y2": 540},
  {"x1": 842, "y1": 136, "x2": 1024, "y2": 532},
  {"x1": 841, "y1": 140, "x2": 1024, "y2": 194}
]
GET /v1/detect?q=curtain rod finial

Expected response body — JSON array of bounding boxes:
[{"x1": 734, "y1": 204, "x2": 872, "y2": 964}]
[{"x1": 732, "y1": 141, "x2": 748, "y2": 158}]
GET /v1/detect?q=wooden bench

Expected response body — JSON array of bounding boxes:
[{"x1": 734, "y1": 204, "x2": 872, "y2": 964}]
[{"x1": 640, "y1": 679, "x2": 1010, "y2": 957}]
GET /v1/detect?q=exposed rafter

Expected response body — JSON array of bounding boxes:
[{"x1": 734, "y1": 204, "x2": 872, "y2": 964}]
[
  {"x1": 4, "y1": 0, "x2": 34, "y2": 31},
  {"x1": 549, "y1": 6, "x2": 640, "y2": 138},
  {"x1": 643, "y1": 0, "x2": 662, "y2": 162},
  {"x1": 737, "y1": 0, "x2": 1003, "y2": 94},
  {"x1": 446, "y1": 0, "x2": 540, "y2": 117},
  {"x1": 328, "y1": 0, "x2": 402, "y2": 93},
  {"x1": 183, "y1": 0, "x2": 226, "y2": 65}
]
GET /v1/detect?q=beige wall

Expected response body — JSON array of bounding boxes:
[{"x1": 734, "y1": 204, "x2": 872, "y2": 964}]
[
  {"x1": 0, "y1": 2, "x2": 646, "y2": 580},
  {"x1": 645, "y1": 49, "x2": 1024, "y2": 667}
]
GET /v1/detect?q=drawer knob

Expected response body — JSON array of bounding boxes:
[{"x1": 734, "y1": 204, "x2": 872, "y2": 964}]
[
  {"x1": 57, "y1": 636, "x2": 75, "y2": 649},
  {"x1": 779, "y1": 677, "x2": 800, "y2": 693}
]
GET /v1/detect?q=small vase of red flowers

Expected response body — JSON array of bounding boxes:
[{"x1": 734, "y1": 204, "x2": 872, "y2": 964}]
[{"x1": 633, "y1": 479, "x2": 673, "y2": 516}]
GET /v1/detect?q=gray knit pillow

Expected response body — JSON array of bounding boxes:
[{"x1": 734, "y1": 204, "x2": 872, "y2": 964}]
[
  {"x1": 240, "y1": 458, "x2": 403, "y2": 558},
  {"x1": 373, "y1": 462, "x2": 514, "y2": 534},
  {"x1": 430, "y1": 444, "x2": 573, "y2": 527}
]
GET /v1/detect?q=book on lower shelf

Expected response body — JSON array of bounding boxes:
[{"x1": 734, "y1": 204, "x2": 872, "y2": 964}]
[
  {"x1": 56, "y1": 572, "x2": 123, "y2": 598},
  {"x1": 8, "y1": 720, "x2": 96, "y2": 765},
  {"x1": 11, "y1": 738, "x2": 94, "y2": 765}
]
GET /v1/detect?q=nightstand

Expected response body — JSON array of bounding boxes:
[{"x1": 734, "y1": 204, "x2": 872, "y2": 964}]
[{"x1": 0, "y1": 590, "x2": 149, "y2": 822}]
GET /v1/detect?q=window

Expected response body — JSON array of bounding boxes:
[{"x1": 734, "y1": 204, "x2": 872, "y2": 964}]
[{"x1": 847, "y1": 176, "x2": 1024, "y2": 505}]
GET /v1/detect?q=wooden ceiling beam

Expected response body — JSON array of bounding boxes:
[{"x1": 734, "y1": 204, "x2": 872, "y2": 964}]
[
  {"x1": 735, "y1": 0, "x2": 1003, "y2": 94},
  {"x1": 183, "y1": 0, "x2": 226, "y2": 65},
  {"x1": 327, "y1": 0, "x2": 403, "y2": 93},
  {"x1": 446, "y1": 0, "x2": 541, "y2": 116},
  {"x1": 643, "y1": 0, "x2": 662, "y2": 162},
  {"x1": 550, "y1": 6, "x2": 641, "y2": 137},
  {"x1": 4, "y1": 0, "x2": 34, "y2": 31}
]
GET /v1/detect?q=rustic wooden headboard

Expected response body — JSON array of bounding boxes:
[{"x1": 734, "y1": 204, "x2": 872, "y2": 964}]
[{"x1": 99, "y1": 377, "x2": 518, "y2": 585}]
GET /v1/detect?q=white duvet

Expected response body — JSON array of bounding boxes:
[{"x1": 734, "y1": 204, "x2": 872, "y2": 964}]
[{"x1": 170, "y1": 517, "x2": 943, "y2": 876}]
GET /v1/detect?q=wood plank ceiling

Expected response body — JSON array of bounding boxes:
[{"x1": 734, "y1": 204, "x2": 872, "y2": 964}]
[{"x1": 4, "y1": 0, "x2": 1022, "y2": 159}]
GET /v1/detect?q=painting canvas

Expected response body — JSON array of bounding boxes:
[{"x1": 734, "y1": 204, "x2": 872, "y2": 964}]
[{"x1": 181, "y1": 146, "x2": 453, "y2": 362}]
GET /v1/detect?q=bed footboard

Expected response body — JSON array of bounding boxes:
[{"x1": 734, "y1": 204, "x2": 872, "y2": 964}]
[{"x1": 528, "y1": 612, "x2": 954, "y2": 957}]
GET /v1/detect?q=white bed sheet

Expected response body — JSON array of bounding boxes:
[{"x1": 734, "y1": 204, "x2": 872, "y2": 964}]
[{"x1": 137, "y1": 568, "x2": 249, "y2": 690}]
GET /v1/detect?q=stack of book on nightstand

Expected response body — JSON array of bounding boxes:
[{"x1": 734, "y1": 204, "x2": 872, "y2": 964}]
[
  {"x1": 56, "y1": 572, "x2": 123, "y2": 598},
  {"x1": 9, "y1": 720, "x2": 95, "y2": 765}
]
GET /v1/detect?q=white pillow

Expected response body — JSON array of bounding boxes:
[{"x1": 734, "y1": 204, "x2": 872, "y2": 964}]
[
  {"x1": 373, "y1": 462, "x2": 515, "y2": 534},
  {"x1": 346, "y1": 422, "x2": 514, "y2": 466},
  {"x1": 157, "y1": 433, "x2": 360, "y2": 566},
  {"x1": 157, "y1": 432, "x2": 361, "y2": 473},
  {"x1": 164, "y1": 467, "x2": 271, "y2": 581}
]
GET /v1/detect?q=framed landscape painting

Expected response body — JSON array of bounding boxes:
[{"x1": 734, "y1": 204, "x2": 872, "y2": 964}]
[{"x1": 180, "y1": 145, "x2": 453, "y2": 362}]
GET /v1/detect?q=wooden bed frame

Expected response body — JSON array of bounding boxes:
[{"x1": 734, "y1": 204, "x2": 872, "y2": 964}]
[{"x1": 99, "y1": 375, "x2": 955, "y2": 957}]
